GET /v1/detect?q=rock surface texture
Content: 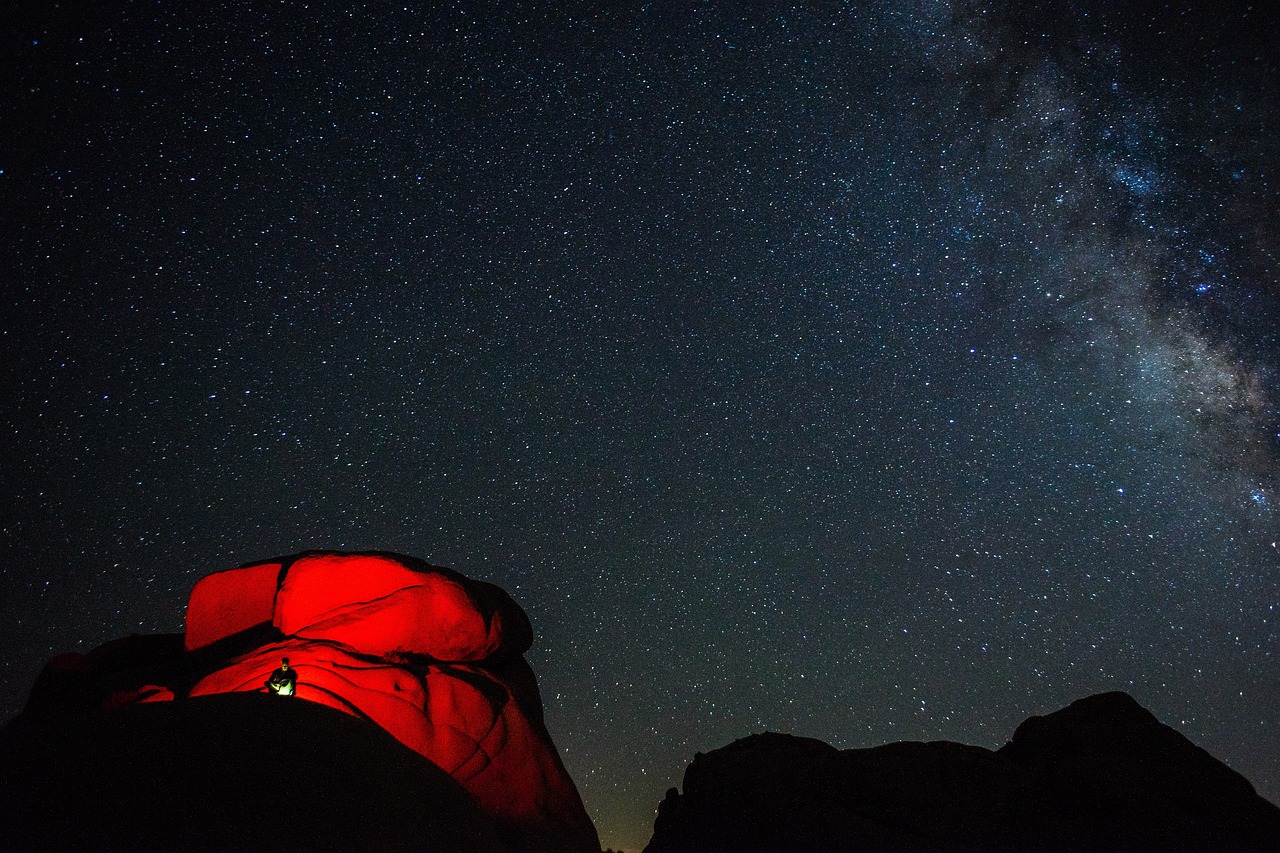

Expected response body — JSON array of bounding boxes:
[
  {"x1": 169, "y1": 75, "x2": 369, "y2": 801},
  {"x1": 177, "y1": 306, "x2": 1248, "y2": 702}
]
[
  {"x1": 2, "y1": 551, "x2": 600, "y2": 853},
  {"x1": 645, "y1": 691, "x2": 1280, "y2": 853}
]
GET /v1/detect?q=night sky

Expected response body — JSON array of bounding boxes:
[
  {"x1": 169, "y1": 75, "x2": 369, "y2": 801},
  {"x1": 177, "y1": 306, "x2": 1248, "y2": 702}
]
[{"x1": 3, "y1": 2, "x2": 1279, "y2": 849}]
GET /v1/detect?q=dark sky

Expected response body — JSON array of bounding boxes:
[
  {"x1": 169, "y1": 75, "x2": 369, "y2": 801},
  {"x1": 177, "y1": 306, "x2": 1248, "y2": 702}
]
[{"x1": 3, "y1": 2, "x2": 1279, "y2": 848}]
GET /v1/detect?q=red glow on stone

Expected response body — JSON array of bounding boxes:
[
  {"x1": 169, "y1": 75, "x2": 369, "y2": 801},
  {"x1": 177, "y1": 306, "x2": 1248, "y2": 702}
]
[
  {"x1": 273, "y1": 553, "x2": 509, "y2": 661},
  {"x1": 105, "y1": 685, "x2": 175, "y2": 707},
  {"x1": 184, "y1": 561, "x2": 281, "y2": 651},
  {"x1": 165, "y1": 552, "x2": 596, "y2": 848},
  {"x1": 187, "y1": 641, "x2": 592, "y2": 835}
]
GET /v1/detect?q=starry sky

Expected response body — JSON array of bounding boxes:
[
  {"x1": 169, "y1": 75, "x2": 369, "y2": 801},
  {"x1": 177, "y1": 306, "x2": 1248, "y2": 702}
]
[{"x1": 3, "y1": 2, "x2": 1279, "y2": 849}]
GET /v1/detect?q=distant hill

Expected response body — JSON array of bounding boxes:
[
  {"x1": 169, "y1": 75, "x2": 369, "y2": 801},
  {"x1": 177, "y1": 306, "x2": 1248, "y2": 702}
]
[{"x1": 645, "y1": 691, "x2": 1280, "y2": 853}]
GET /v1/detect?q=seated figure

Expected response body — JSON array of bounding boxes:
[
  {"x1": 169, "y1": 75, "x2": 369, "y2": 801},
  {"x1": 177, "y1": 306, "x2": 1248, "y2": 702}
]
[{"x1": 264, "y1": 657, "x2": 297, "y2": 696}]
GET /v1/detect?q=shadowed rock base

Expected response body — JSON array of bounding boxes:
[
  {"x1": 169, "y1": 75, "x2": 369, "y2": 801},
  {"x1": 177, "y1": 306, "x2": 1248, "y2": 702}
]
[
  {"x1": 0, "y1": 693, "x2": 509, "y2": 852},
  {"x1": 645, "y1": 692, "x2": 1280, "y2": 853}
]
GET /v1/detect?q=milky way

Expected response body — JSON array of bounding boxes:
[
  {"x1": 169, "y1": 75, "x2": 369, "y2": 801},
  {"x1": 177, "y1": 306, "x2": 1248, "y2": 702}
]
[{"x1": 3, "y1": 3, "x2": 1278, "y2": 848}]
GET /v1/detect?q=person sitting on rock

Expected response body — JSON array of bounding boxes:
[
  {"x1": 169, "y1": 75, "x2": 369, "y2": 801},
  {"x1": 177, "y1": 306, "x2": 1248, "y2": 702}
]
[{"x1": 265, "y1": 657, "x2": 297, "y2": 697}]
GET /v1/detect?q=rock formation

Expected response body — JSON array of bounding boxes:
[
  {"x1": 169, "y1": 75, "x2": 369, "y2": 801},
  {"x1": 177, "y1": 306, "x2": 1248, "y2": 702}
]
[
  {"x1": 2, "y1": 551, "x2": 600, "y2": 853},
  {"x1": 644, "y1": 691, "x2": 1280, "y2": 853}
]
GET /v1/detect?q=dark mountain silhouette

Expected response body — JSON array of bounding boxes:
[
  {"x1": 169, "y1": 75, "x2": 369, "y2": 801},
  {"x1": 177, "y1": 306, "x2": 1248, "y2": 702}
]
[{"x1": 644, "y1": 691, "x2": 1280, "y2": 852}]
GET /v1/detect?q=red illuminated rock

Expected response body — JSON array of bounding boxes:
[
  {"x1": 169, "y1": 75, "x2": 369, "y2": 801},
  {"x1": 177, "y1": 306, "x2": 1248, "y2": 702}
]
[
  {"x1": 184, "y1": 561, "x2": 281, "y2": 651},
  {"x1": 272, "y1": 552, "x2": 531, "y2": 661},
  {"x1": 187, "y1": 639, "x2": 589, "y2": 835},
  {"x1": 17, "y1": 551, "x2": 599, "y2": 853},
  {"x1": 105, "y1": 685, "x2": 175, "y2": 707}
]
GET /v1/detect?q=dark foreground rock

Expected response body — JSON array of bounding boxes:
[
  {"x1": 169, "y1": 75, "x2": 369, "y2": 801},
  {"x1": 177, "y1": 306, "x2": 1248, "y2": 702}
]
[
  {"x1": 645, "y1": 692, "x2": 1280, "y2": 853},
  {"x1": 0, "y1": 692, "x2": 502, "y2": 852}
]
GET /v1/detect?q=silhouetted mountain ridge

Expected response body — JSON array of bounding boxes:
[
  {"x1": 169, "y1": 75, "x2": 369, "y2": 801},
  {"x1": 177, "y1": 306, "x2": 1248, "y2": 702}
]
[{"x1": 645, "y1": 691, "x2": 1280, "y2": 853}]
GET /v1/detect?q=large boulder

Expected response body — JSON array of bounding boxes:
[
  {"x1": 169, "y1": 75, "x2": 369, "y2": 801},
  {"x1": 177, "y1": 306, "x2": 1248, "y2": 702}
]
[
  {"x1": 645, "y1": 691, "x2": 1280, "y2": 853},
  {"x1": 5, "y1": 551, "x2": 599, "y2": 853},
  {"x1": 184, "y1": 560, "x2": 282, "y2": 652},
  {"x1": 184, "y1": 552, "x2": 532, "y2": 661}
]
